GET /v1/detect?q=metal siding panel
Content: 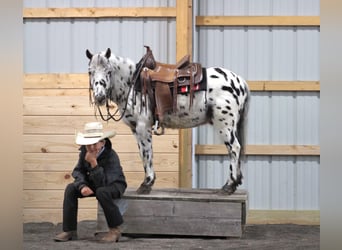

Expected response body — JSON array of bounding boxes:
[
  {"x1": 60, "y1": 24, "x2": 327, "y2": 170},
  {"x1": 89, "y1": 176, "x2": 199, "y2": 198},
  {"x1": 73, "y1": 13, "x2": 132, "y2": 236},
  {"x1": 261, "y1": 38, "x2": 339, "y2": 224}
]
[
  {"x1": 24, "y1": 17, "x2": 176, "y2": 73},
  {"x1": 297, "y1": 28, "x2": 320, "y2": 80},
  {"x1": 272, "y1": 0, "x2": 297, "y2": 15},
  {"x1": 244, "y1": 156, "x2": 272, "y2": 209},
  {"x1": 272, "y1": 28, "x2": 296, "y2": 79},
  {"x1": 247, "y1": 28, "x2": 272, "y2": 80},
  {"x1": 193, "y1": 0, "x2": 320, "y2": 210},
  {"x1": 270, "y1": 157, "x2": 295, "y2": 209},
  {"x1": 270, "y1": 93, "x2": 296, "y2": 144},
  {"x1": 247, "y1": 92, "x2": 272, "y2": 144},
  {"x1": 222, "y1": 28, "x2": 248, "y2": 76},
  {"x1": 296, "y1": 93, "x2": 320, "y2": 144},
  {"x1": 24, "y1": 20, "x2": 49, "y2": 72},
  {"x1": 70, "y1": 20, "x2": 96, "y2": 73},
  {"x1": 296, "y1": 157, "x2": 320, "y2": 209},
  {"x1": 297, "y1": 0, "x2": 320, "y2": 15},
  {"x1": 47, "y1": 20, "x2": 72, "y2": 73},
  {"x1": 248, "y1": 0, "x2": 272, "y2": 15}
]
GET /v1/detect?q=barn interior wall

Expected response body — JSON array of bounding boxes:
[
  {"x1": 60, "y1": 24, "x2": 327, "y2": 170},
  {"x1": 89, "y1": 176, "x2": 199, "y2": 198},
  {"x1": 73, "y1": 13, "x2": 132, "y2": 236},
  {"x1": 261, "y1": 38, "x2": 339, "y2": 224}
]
[
  {"x1": 23, "y1": 1, "x2": 179, "y2": 224},
  {"x1": 23, "y1": 0, "x2": 320, "y2": 224}
]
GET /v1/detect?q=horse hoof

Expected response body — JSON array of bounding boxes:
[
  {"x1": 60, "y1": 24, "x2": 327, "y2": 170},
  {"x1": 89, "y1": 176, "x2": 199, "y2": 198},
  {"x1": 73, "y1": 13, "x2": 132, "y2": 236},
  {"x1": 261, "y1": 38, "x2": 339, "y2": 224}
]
[
  {"x1": 220, "y1": 183, "x2": 236, "y2": 195},
  {"x1": 136, "y1": 184, "x2": 152, "y2": 194}
]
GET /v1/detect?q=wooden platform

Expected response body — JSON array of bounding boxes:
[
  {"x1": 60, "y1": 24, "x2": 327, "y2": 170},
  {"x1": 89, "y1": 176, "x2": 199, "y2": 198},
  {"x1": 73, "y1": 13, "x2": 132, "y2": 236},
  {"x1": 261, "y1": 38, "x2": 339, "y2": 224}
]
[{"x1": 111, "y1": 188, "x2": 248, "y2": 237}]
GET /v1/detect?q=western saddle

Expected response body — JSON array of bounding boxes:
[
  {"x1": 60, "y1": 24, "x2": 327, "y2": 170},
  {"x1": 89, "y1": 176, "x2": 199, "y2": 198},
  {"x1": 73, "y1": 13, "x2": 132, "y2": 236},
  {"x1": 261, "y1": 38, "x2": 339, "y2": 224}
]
[{"x1": 134, "y1": 46, "x2": 203, "y2": 132}]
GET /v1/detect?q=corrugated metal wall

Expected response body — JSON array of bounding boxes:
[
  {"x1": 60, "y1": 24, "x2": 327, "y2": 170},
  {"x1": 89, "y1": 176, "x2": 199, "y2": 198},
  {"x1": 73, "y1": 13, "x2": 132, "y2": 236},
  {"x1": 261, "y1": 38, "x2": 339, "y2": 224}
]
[
  {"x1": 24, "y1": 0, "x2": 176, "y2": 73},
  {"x1": 193, "y1": 0, "x2": 320, "y2": 210}
]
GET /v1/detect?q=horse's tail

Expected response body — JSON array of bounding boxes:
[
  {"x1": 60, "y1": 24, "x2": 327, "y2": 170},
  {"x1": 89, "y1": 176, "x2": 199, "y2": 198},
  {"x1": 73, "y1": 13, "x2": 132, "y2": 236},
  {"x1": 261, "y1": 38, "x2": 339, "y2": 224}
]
[{"x1": 237, "y1": 82, "x2": 250, "y2": 159}]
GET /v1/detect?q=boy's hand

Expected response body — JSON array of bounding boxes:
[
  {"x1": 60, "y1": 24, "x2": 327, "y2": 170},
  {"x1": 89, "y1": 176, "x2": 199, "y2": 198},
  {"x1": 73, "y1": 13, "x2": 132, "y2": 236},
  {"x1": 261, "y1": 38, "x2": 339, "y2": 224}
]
[{"x1": 81, "y1": 186, "x2": 94, "y2": 196}]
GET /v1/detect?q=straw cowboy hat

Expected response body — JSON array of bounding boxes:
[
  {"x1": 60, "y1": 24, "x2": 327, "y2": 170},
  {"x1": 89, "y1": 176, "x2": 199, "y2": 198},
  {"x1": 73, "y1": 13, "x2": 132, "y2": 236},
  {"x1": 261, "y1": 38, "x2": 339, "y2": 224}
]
[{"x1": 75, "y1": 122, "x2": 116, "y2": 145}]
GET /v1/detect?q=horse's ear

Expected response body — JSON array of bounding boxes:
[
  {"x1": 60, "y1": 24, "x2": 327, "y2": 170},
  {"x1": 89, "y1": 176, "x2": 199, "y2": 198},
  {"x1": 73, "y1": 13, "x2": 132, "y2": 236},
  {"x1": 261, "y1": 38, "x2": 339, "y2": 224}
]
[
  {"x1": 86, "y1": 49, "x2": 93, "y2": 60},
  {"x1": 105, "y1": 48, "x2": 111, "y2": 59}
]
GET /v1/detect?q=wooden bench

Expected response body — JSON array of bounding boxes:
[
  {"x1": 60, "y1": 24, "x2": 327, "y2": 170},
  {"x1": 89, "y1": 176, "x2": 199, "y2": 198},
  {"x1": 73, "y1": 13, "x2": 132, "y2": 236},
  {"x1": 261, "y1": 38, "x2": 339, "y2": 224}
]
[{"x1": 96, "y1": 188, "x2": 248, "y2": 237}]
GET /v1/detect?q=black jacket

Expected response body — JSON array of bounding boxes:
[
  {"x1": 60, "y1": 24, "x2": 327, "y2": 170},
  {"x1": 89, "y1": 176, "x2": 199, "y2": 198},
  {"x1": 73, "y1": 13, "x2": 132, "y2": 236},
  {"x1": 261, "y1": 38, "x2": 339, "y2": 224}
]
[{"x1": 71, "y1": 138, "x2": 127, "y2": 197}]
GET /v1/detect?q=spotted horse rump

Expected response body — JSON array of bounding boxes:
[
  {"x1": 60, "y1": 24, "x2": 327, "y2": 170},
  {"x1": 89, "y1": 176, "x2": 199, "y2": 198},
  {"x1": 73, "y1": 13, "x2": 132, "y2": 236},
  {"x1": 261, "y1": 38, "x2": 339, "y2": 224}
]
[{"x1": 85, "y1": 46, "x2": 250, "y2": 195}]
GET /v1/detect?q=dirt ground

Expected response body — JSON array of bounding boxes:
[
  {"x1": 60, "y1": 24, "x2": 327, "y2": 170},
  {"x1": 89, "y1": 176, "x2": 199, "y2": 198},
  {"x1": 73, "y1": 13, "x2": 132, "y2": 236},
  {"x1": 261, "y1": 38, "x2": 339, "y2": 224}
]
[{"x1": 23, "y1": 220, "x2": 319, "y2": 250}]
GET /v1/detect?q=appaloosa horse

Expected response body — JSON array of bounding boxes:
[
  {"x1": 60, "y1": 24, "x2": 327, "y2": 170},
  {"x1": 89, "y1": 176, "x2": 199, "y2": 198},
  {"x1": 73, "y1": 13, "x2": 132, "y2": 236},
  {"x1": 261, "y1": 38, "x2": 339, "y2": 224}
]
[{"x1": 86, "y1": 47, "x2": 250, "y2": 195}]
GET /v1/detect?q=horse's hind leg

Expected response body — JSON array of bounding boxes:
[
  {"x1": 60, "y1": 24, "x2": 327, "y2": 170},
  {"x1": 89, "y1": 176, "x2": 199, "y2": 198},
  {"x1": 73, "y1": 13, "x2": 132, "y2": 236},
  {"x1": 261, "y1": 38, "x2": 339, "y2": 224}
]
[
  {"x1": 213, "y1": 112, "x2": 242, "y2": 195},
  {"x1": 222, "y1": 133, "x2": 243, "y2": 194},
  {"x1": 131, "y1": 122, "x2": 156, "y2": 194}
]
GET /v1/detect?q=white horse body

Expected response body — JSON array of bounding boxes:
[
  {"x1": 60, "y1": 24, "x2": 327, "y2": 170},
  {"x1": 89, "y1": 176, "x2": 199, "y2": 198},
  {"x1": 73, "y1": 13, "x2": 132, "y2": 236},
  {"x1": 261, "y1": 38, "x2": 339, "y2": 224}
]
[{"x1": 86, "y1": 48, "x2": 250, "y2": 195}]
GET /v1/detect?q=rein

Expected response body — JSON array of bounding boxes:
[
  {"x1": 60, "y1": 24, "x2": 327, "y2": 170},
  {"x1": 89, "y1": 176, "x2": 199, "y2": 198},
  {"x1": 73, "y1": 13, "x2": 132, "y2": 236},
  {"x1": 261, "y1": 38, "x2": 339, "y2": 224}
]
[{"x1": 94, "y1": 84, "x2": 133, "y2": 122}]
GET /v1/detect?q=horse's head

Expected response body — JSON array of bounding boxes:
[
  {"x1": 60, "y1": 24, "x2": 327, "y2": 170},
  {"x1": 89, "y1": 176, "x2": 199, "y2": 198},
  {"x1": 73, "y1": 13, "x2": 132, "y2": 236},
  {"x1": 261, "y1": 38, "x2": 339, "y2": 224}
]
[{"x1": 86, "y1": 48, "x2": 113, "y2": 106}]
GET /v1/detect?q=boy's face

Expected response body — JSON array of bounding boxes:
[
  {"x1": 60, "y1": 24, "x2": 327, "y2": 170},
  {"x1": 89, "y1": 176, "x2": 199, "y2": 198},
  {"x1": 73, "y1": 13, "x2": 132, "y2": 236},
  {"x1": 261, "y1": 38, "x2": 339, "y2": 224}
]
[{"x1": 85, "y1": 140, "x2": 105, "y2": 154}]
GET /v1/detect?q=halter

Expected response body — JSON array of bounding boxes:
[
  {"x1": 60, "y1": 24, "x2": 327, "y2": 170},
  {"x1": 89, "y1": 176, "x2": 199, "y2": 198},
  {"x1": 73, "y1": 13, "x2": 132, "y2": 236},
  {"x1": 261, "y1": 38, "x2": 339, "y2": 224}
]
[
  {"x1": 93, "y1": 46, "x2": 153, "y2": 123},
  {"x1": 88, "y1": 55, "x2": 133, "y2": 122}
]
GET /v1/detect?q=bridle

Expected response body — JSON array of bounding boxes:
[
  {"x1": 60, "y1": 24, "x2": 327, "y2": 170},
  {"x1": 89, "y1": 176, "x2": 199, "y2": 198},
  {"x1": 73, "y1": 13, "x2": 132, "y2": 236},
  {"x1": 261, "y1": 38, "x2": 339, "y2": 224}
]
[
  {"x1": 94, "y1": 86, "x2": 133, "y2": 122},
  {"x1": 88, "y1": 57, "x2": 133, "y2": 122}
]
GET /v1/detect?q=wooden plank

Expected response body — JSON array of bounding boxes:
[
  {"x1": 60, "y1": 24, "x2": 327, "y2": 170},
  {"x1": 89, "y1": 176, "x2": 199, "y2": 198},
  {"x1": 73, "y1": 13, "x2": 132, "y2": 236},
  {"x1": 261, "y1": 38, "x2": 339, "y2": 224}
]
[
  {"x1": 195, "y1": 144, "x2": 320, "y2": 156},
  {"x1": 124, "y1": 188, "x2": 247, "y2": 202},
  {"x1": 196, "y1": 16, "x2": 320, "y2": 26},
  {"x1": 248, "y1": 81, "x2": 320, "y2": 91},
  {"x1": 23, "y1": 96, "x2": 94, "y2": 116},
  {"x1": 23, "y1": 74, "x2": 321, "y2": 92},
  {"x1": 123, "y1": 215, "x2": 242, "y2": 237},
  {"x1": 23, "y1": 134, "x2": 179, "y2": 153},
  {"x1": 23, "y1": 152, "x2": 178, "y2": 172},
  {"x1": 23, "y1": 208, "x2": 96, "y2": 224},
  {"x1": 23, "y1": 116, "x2": 178, "y2": 135},
  {"x1": 126, "y1": 198, "x2": 241, "y2": 220},
  {"x1": 23, "y1": 190, "x2": 97, "y2": 208},
  {"x1": 176, "y1": 0, "x2": 193, "y2": 189},
  {"x1": 24, "y1": 73, "x2": 88, "y2": 88},
  {"x1": 23, "y1": 7, "x2": 177, "y2": 18},
  {"x1": 247, "y1": 210, "x2": 320, "y2": 225},
  {"x1": 23, "y1": 172, "x2": 179, "y2": 190},
  {"x1": 23, "y1": 89, "x2": 88, "y2": 96}
]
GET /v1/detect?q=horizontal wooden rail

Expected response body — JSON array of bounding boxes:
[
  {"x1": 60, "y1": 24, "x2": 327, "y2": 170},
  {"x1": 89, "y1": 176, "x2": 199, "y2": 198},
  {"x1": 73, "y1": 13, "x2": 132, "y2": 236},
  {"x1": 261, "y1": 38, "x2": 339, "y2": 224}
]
[
  {"x1": 23, "y1": 9, "x2": 320, "y2": 28},
  {"x1": 196, "y1": 16, "x2": 320, "y2": 26},
  {"x1": 195, "y1": 145, "x2": 320, "y2": 156},
  {"x1": 24, "y1": 74, "x2": 320, "y2": 92},
  {"x1": 23, "y1": 7, "x2": 176, "y2": 18},
  {"x1": 248, "y1": 81, "x2": 320, "y2": 91}
]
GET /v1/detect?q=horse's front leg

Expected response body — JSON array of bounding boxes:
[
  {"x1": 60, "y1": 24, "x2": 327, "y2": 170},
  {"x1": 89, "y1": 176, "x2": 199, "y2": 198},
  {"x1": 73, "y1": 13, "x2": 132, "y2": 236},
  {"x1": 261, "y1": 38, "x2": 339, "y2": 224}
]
[{"x1": 131, "y1": 121, "x2": 156, "y2": 194}]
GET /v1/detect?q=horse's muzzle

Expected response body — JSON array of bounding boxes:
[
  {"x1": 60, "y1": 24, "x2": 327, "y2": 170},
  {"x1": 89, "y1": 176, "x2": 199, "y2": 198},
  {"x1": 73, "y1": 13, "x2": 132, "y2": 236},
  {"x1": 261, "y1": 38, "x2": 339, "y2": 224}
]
[{"x1": 94, "y1": 94, "x2": 106, "y2": 106}]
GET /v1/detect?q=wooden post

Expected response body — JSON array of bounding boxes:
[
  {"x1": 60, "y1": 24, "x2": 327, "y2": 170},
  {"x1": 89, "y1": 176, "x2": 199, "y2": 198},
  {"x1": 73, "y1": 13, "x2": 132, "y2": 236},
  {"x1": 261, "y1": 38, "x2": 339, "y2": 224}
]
[{"x1": 176, "y1": 0, "x2": 193, "y2": 188}]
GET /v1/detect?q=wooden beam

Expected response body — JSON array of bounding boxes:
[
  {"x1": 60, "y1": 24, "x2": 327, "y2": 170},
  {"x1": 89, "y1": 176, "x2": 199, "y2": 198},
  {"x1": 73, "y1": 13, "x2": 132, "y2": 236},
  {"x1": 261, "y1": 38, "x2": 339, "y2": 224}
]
[
  {"x1": 248, "y1": 81, "x2": 320, "y2": 92},
  {"x1": 196, "y1": 16, "x2": 320, "y2": 26},
  {"x1": 24, "y1": 171, "x2": 178, "y2": 190},
  {"x1": 195, "y1": 145, "x2": 320, "y2": 156},
  {"x1": 247, "y1": 210, "x2": 320, "y2": 225},
  {"x1": 24, "y1": 73, "x2": 88, "y2": 88},
  {"x1": 176, "y1": 0, "x2": 193, "y2": 188},
  {"x1": 23, "y1": 7, "x2": 176, "y2": 18},
  {"x1": 23, "y1": 74, "x2": 320, "y2": 92},
  {"x1": 23, "y1": 134, "x2": 179, "y2": 153}
]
